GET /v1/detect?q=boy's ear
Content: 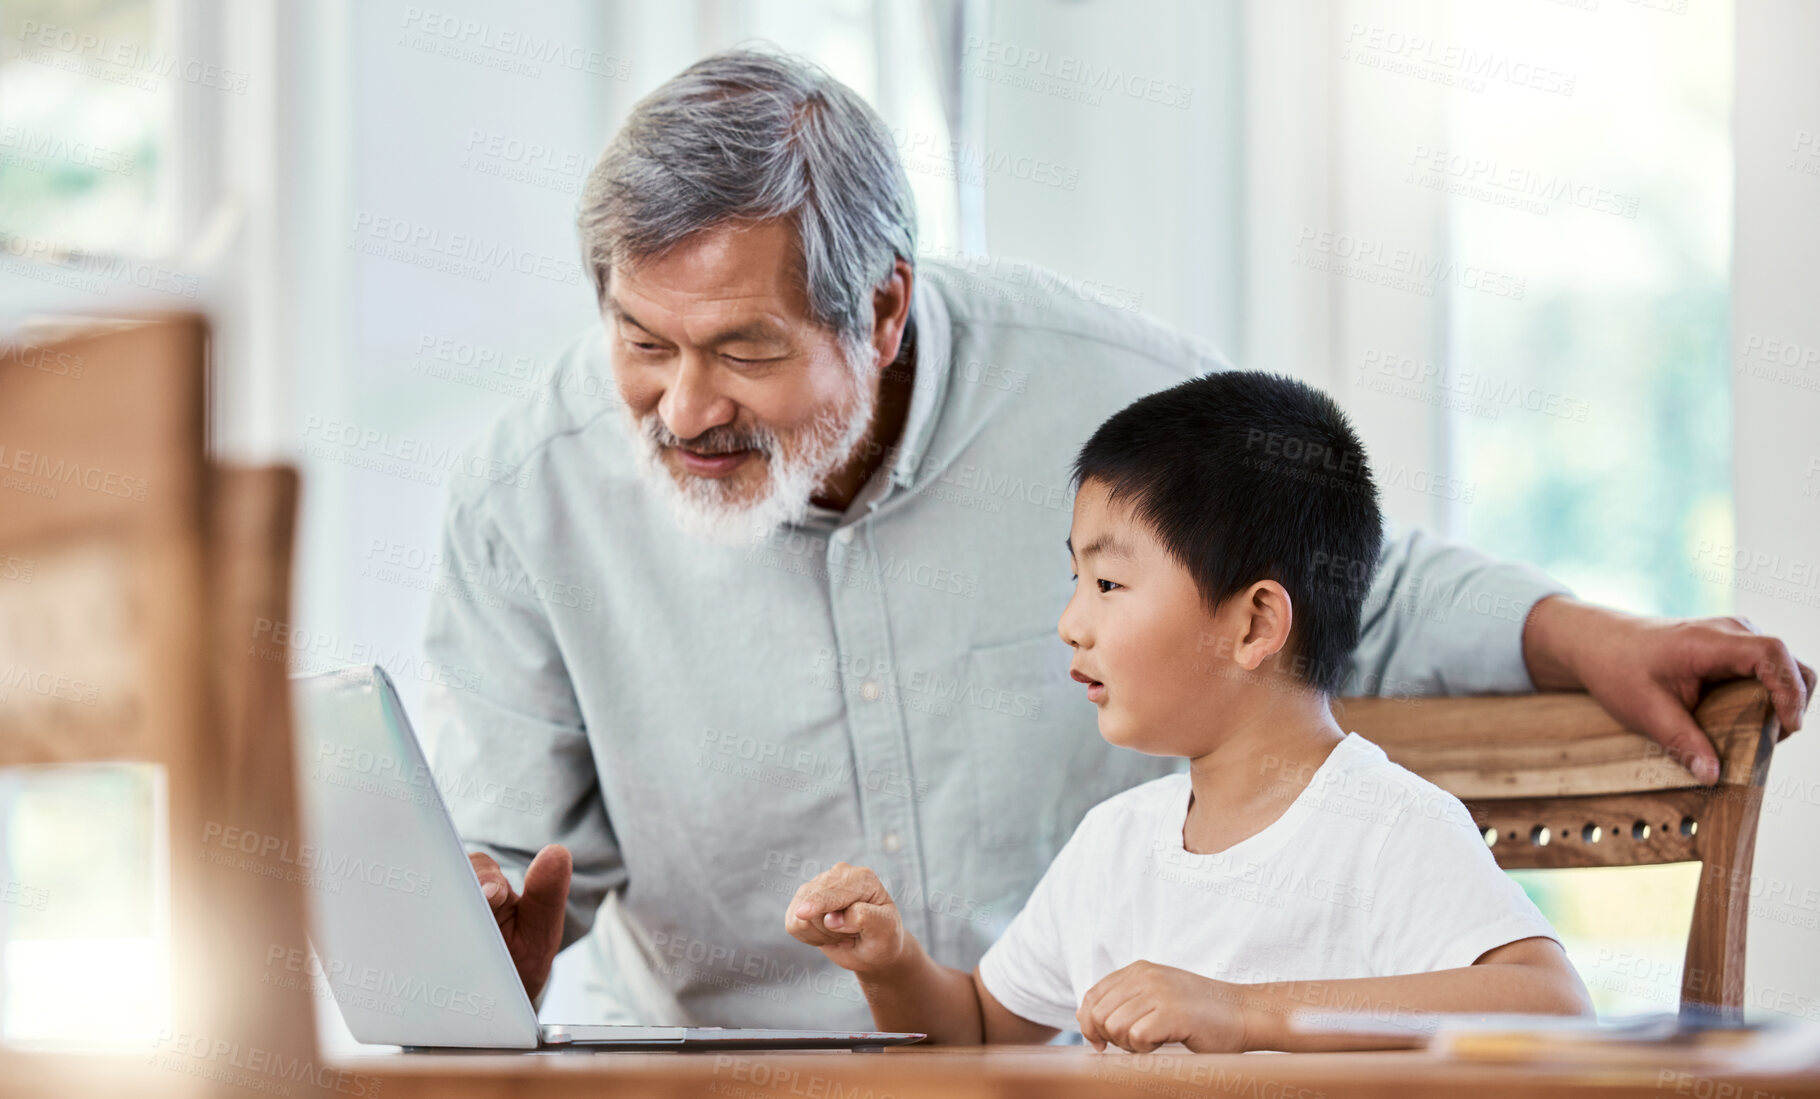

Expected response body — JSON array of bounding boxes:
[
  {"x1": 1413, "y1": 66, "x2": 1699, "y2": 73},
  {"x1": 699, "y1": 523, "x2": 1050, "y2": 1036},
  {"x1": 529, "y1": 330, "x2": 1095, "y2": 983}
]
[{"x1": 1233, "y1": 580, "x2": 1294, "y2": 671}]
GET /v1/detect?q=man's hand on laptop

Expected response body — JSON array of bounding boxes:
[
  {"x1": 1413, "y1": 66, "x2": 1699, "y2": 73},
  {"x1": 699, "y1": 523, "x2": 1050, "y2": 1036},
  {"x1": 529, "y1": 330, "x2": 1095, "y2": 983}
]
[
  {"x1": 784, "y1": 862, "x2": 907, "y2": 974},
  {"x1": 469, "y1": 845, "x2": 571, "y2": 1002}
]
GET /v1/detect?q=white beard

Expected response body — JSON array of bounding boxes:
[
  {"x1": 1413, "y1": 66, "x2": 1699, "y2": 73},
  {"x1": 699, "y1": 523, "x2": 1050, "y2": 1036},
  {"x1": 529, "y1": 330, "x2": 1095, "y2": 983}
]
[{"x1": 629, "y1": 360, "x2": 878, "y2": 547}]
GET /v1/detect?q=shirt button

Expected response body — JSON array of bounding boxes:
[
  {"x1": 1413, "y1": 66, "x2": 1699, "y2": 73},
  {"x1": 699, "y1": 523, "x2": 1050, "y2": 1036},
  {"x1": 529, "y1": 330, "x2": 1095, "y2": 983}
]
[
  {"x1": 859, "y1": 679, "x2": 881, "y2": 702},
  {"x1": 833, "y1": 528, "x2": 853, "y2": 545},
  {"x1": 881, "y1": 830, "x2": 903, "y2": 853}
]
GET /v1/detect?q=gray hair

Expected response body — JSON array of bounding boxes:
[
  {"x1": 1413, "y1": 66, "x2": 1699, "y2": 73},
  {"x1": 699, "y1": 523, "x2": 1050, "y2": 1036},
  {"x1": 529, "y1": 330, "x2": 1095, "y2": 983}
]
[{"x1": 579, "y1": 47, "x2": 917, "y2": 360}]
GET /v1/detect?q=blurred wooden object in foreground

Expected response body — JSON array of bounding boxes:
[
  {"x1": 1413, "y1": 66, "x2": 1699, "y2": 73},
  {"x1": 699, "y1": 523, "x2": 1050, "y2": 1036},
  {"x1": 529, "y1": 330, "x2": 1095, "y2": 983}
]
[{"x1": 0, "y1": 315, "x2": 322, "y2": 1098}]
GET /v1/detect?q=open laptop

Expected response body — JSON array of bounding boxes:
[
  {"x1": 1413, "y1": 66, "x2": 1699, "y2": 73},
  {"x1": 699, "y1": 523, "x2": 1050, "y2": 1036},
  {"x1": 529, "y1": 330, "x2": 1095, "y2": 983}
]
[{"x1": 289, "y1": 664, "x2": 923, "y2": 1052}]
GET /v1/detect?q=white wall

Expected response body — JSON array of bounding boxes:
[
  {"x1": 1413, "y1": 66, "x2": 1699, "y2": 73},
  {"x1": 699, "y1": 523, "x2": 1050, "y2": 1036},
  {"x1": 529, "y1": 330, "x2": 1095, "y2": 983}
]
[
  {"x1": 288, "y1": 0, "x2": 617, "y2": 719},
  {"x1": 1239, "y1": 0, "x2": 1457, "y2": 537},
  {"x1": 969, "y1": 0, "x2": 1242, "y2": 356},
  {"x1": 1731, "y1": 0, "x2": 1820, "y2": 1026}
]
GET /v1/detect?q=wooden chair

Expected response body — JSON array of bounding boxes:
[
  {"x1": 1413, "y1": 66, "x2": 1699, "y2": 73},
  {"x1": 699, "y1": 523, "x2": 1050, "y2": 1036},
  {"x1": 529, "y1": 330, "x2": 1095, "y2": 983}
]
[
  {"x1": 1336, "y1": 681, "x2": 1780, "y2": 1019},
  {"x1": 0, "y1": 316, "x2": 317, "y2": 1097}
]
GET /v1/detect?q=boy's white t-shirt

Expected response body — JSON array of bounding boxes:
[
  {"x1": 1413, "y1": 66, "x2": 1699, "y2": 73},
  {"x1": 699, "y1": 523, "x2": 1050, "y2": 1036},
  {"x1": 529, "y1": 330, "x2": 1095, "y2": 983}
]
[{"x1": 976, "y1": 733, "x2": 1559, "y2": 1030}]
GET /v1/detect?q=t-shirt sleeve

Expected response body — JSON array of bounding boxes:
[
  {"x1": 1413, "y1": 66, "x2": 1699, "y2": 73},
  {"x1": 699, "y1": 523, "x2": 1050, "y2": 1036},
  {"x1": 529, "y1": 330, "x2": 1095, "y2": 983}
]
[
  {"x1": 975, "y1": 813, "x2": 1099, "y2": 1031},
  {"x1": 1363, "y1": 783, "x2": 1561, "y2": 975}
]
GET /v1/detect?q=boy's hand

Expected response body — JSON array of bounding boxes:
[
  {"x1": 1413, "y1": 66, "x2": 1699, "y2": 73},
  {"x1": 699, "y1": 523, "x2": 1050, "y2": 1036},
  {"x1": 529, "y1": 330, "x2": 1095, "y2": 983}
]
[
  {"x1": 784, "y1": 862, "x2": 906, "y2": 975},
  {"x1": 1077, "y1": 961, "x2": 1249, "y2": 1053}
]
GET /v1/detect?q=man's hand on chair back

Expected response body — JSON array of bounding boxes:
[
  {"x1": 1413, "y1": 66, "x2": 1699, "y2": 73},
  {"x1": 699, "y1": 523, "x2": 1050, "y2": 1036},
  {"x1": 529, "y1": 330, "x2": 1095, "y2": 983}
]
[{"x1": 468, "y1": 845, "x2": 571, "y2": 1002}]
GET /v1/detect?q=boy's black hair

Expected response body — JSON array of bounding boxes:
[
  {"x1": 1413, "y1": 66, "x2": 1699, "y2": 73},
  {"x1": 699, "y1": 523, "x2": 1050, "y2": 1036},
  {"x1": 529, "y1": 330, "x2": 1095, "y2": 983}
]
[{"x1": 1070, "y1": 371, "x2": 1382, "y2": 695}]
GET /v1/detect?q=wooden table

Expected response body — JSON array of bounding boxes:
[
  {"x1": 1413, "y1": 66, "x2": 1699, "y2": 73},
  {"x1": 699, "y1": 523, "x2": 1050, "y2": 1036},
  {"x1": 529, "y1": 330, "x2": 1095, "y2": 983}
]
[
  {"x1": 22, "y1": 1044, "x2": 1814, "y2": 1099},
  {"x1": 371, "y1": 1046, "x2": 1820, "y2": 1099}
]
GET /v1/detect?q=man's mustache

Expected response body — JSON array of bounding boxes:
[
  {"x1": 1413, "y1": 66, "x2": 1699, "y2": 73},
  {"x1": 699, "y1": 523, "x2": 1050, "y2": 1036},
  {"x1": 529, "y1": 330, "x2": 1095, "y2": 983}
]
[{"x1": 642, "y1": 418, "x2": 775, "y2": 457}]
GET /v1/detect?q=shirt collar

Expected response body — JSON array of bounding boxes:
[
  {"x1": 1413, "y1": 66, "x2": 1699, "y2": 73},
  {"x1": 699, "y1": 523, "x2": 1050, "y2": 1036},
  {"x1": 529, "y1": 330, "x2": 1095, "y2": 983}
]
[{"x1": 889, "y1": 268, "x2": 953, "y2": 490}]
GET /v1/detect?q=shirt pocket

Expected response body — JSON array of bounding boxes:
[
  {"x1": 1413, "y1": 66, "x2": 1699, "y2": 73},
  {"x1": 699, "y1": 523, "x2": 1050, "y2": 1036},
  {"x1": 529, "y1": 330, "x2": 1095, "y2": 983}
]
[{"x1": 957, "y1": 630, "x2": 1081, "y2": 852}]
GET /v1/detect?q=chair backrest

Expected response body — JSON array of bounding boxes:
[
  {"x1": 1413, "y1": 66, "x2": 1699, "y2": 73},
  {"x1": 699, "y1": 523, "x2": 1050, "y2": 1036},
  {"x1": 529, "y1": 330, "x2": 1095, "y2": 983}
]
[
  {"x1": 0, "y1": 317, "x2": 316, "y2": 1092},
  {"x1": 1335, "y1": 681, "x2": 1779, "y2": 1018}
]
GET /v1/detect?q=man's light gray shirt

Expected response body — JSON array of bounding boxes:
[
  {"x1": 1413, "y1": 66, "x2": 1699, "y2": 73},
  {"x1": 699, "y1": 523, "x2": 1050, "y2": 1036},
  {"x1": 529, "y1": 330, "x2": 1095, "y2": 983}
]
[{"x1": 422, "y1": 259, "x2": 1568, "y2": 1029}]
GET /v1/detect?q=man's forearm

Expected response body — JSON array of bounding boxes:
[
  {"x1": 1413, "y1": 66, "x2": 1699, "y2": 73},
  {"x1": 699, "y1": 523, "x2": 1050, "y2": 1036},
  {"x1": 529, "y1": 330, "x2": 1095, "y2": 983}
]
[
  {"x1": 857, "y1": 938, "x2": 985, "y2": 1044},
  {"x1": 1235, "y1": 957, "x2": 1592, "y2": 1052},
  {"x1": 1521, "y1": 594, "x2": 1597, "y2": 690}
]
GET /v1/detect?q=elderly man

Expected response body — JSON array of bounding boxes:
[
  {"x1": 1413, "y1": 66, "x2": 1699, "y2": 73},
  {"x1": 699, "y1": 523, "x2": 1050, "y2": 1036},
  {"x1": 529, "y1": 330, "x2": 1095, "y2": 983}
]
[{"x1": 425, "y1": 48, "x2": 1812, "y2": 1030}]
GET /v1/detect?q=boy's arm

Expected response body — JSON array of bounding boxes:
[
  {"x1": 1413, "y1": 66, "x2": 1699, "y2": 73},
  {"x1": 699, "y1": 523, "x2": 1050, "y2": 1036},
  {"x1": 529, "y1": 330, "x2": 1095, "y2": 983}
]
[
  {"x1": 1076, "y1": 937, "x2": 1590, "y2": 1054},
  {"x1": 975, "y1": 969, "x2": 1064, "y2": 1045},
  {"x1": 849, "y1": 936, "x2": 1059, "y2": 1044},
  {"x1": 1235, "y1": 936, "x2": 1590, "y2": 1052},
  {"x1": 785, "y1": 862, "x2": 1059, "y2": 1044}
]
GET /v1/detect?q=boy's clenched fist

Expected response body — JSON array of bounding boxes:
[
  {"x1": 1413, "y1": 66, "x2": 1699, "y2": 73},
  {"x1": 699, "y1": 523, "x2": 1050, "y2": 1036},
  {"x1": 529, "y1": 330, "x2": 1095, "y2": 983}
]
[{"x1": 783, "y1": 861, "x2": 907, "y2": 975}]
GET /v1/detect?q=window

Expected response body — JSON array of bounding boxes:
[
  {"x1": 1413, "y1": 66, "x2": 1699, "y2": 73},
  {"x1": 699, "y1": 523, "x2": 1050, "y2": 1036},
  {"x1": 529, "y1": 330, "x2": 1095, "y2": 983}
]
[
  {"x1": 0, "y1": 0, "x2": 168, "y2": 256},
  {"x1": 0, "y1": 765, "x2": 168, "y2": 1045},
  {"x1": 1446, "y1": 0, "x2": 1733, "y2": 620},
  {"x1": 1439, "y1": 0, "x2": 1733, "y2": 1016}
]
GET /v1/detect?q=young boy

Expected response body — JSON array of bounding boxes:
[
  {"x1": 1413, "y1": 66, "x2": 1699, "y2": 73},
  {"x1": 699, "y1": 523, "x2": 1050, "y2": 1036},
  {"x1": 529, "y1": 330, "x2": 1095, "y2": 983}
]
[{"x1": 783, "y1": 371, "x2": 1591, "y2": 1052}]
